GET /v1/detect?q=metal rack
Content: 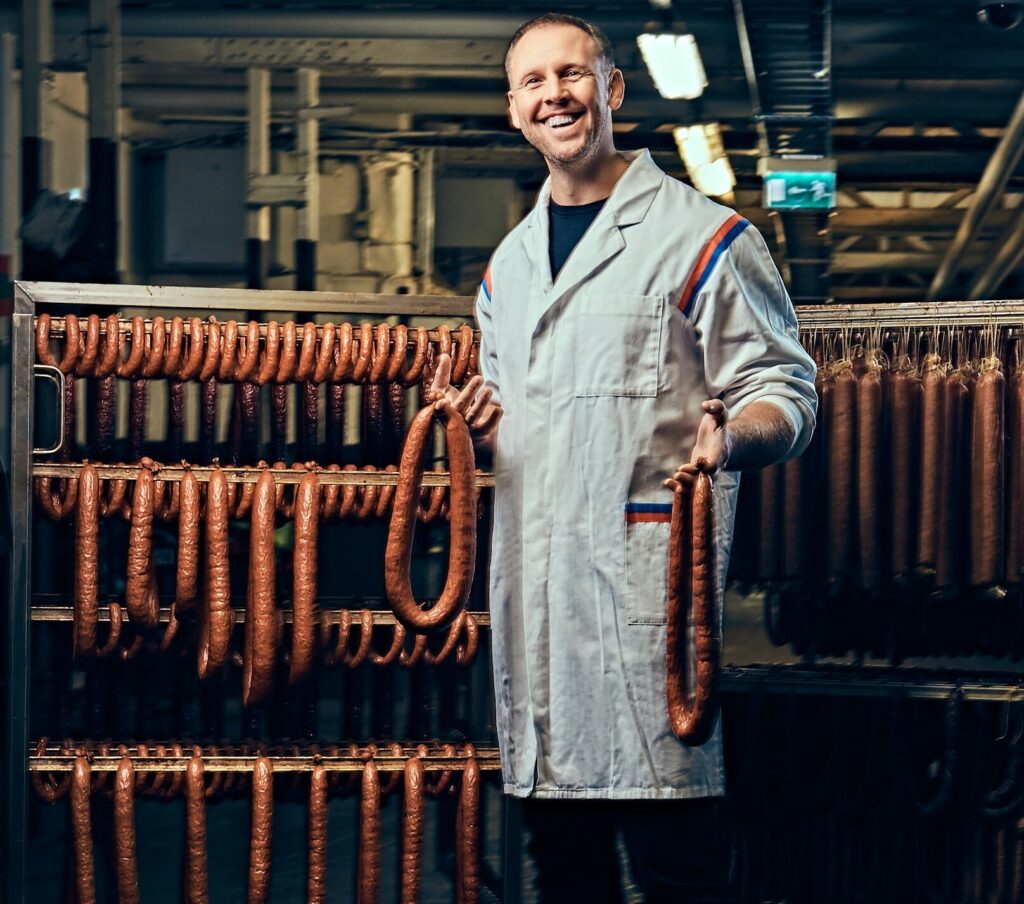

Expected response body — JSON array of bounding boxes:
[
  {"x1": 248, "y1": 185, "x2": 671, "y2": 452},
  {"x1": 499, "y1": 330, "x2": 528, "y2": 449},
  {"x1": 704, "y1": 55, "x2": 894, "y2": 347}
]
[{"x1": 1, "y1": 280, "x2": 487, "y2": 903}]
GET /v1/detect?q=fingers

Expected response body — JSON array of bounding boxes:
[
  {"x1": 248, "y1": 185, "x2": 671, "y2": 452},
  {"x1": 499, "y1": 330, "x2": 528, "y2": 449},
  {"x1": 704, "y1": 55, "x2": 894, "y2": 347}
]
[
  {"x1": 464, "y1": 385, "x2": 492, "y2": 422},
  {"x1": 701, "y1": 399, "x2": 728, "y2": 426},
  {"x1": 426, "y1": 353, "x2": 453, "y2": 401},
  {"x1": 452, "y1": 375, "x2": 485, "y2": 413}
]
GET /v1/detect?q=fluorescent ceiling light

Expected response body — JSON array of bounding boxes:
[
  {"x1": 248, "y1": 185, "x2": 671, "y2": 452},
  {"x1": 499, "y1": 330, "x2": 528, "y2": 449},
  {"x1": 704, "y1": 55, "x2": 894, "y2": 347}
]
[
  {"x1": 673, "y1": 123, "x2": 735, "y2": 197},
  {"x1": 636, "y1": 33, "x2": 707, "y2": 100}
]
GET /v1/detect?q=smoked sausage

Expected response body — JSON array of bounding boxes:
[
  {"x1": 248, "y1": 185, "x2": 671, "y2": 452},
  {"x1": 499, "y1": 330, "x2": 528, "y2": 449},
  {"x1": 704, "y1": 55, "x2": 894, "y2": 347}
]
[
  {"x1": 358, "y1": 759, "x2": 381, "y2": 904},
  {"x1": 290, "y1": 469, "x2": 320, "y2": 686},
  {"x1": 248, "y1": 756, "x2": 274, "y2": 904},
  {"x1": 243, "y1": 469, "x2": 277, "y2": 706},
  {"x1": 198, "y1": 468, "x2": 232, "y2": 678},
  {"x1": 113, "y1": 757, "x2": 141, "y2": 904},
  {"x1": 308, "y1": 765, "x2": 328, "y2": 904}
]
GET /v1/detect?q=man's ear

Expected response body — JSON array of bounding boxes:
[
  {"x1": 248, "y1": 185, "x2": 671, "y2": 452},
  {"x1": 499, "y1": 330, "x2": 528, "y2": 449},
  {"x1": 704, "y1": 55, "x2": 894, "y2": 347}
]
[
  {"x1": 608, "y1": 68, "x2": 625, "y2": 111},
  {"x1": 507, "y1": 91, "x2": 522, "y2": 130}
]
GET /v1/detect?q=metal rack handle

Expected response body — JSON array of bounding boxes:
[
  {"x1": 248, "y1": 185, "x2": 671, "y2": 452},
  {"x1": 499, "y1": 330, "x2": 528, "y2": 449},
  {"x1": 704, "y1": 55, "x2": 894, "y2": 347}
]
[{"x1": 31, "y1": 364, "x2": 64, "y2": 457}]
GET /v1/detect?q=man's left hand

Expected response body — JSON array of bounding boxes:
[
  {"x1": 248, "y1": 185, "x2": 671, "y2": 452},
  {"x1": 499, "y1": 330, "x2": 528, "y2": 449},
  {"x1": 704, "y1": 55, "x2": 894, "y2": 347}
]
[{"x1": 664, "y1": 399, "x2": 730, "y2": 490}]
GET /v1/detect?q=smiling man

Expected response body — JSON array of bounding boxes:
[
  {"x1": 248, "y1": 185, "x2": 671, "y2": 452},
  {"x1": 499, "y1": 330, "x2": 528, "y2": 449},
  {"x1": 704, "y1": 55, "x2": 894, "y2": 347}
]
[{"x1": 427, "y1": 13, "x2": 817, "y2": 902}]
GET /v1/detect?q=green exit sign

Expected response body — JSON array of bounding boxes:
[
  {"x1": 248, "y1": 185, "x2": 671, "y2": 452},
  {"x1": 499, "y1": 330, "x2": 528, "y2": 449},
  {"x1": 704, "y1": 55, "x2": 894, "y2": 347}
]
[{"x1": 763, "y1": 171, "x2": 836, "y2": 210}]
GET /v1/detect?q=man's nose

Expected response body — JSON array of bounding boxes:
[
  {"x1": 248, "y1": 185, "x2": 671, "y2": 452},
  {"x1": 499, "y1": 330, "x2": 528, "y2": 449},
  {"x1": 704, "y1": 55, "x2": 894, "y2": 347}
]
[{"x1": 541, "y1": 77, "x2": 569, "y2": 105}]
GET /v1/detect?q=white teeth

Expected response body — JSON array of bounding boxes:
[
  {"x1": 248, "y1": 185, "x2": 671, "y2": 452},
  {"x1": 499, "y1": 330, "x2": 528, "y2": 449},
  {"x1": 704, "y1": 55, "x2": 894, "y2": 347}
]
[{"x1": 546, "y1": 114, "x2": 577, "y2": 127}]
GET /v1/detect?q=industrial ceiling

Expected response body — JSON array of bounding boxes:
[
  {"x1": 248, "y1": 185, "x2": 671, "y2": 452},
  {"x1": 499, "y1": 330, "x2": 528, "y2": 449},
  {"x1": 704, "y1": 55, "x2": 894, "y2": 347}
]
[{"x1": 2, "y1": 0, "x2": 1023, "y2": 302}]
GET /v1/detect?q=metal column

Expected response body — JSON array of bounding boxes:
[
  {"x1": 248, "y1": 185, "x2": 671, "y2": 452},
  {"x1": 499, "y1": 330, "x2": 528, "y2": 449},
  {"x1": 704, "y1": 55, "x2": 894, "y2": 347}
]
[
  {"x1": 0, "y1": 33, "x2": 15, "y2": 280},
  {"x1": 295, "y1": 68, "x2": 319, "y2": 292},
  {"x1": 3, "y1": 289, "x2": 35, "y2": 902},
  {"x1": 415, "y1": 148, "x2": 436, "y2": 289},
  {"x1": 20, "y1": 0, "x2": 52, "y2": 280},
  {"x1": 86, "y1": 0, "x2": 122, "y2": 283},
  {"x1": 246, "y1": 68, "x2": 271, "y2": 289}
]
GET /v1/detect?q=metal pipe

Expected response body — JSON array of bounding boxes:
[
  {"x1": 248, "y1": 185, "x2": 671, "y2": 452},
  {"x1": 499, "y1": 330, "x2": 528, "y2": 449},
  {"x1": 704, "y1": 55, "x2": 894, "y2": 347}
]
[
  {"x1": 966, "y1": 211, "x2": 1024, "y2": 299},
  {"x1": 295, "y1": 67, "x2": 319, "y2": 291},
  {"x1": 245, "y1": 68, "x2": 270, "y2": 289},
  {"x1": 87, "y1": 0, "x2": 121, "y2": 283},
  {"x1": 20, "y1": 0, "x2": 52, "y2": 280},
  {"x1": 0, "y1": 33, "x2": 15, "y2": 273},
  {"x1": 928, "y1": 87, "x2": 1024, "y2": 299}
]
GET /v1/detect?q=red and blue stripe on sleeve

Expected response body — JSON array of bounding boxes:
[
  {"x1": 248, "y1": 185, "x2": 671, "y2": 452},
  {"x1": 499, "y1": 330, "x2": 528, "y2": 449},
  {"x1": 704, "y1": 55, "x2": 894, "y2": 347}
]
[
  {"x1": 625, "y1": 502, "x2": 672, "y2": 523},
  {"x1": 676, "y1": 212, "x2": 750, "y2": 316},
  {"x1": 480, "y1": 266, "x2": 492, "y2": 302}
]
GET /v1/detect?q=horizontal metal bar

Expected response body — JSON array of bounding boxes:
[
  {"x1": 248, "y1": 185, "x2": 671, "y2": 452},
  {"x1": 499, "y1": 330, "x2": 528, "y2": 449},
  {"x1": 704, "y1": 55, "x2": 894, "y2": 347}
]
[
  {"x1": 796, "y1": 298, "x2": 1024, "y2": 328},
  {"x1": 29, "y1": 747, "x2": 502, "y2": 773},
  {"x1": 32, "y1": 463, "x2": 496, "y2": 487},
  {"x1": 30, "y1": 604, "x2": 491, "y2": 627},
  {"x1": 40, "y1": 316, "x2": 477, "y2": 343},
  {"x1": 15, "y1": 281, "x2": 476, "y2": 318},
  {"x1": 720, "y1": 666, "x2": 1024, "y2": 703}
]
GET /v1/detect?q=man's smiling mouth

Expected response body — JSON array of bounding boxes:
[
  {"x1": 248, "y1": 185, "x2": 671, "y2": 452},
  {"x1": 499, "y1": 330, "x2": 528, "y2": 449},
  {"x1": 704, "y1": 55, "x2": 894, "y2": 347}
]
[{"x1": 544, "y1": 113, "x2": 582, "y2": 129}]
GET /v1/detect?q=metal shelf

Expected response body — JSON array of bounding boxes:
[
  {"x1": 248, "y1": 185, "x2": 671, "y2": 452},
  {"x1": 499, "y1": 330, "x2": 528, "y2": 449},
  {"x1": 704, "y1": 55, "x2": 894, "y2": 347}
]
[
  {"x1": 796, "y1": 298, "x2": 1024, "y2": 329},
  {"x1": 16, "y1": 281, "x2": 476, "y2": 318}
]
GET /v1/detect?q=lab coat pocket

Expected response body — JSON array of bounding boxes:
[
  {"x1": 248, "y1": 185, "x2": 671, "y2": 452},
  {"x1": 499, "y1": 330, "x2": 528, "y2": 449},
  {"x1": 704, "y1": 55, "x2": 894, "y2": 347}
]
[
  {"x1": 573, "y1": 294, "x2": 664, "y2": 397},
  {"x1": 624, "y1": 503, "x2": 672, "y2": 625}
]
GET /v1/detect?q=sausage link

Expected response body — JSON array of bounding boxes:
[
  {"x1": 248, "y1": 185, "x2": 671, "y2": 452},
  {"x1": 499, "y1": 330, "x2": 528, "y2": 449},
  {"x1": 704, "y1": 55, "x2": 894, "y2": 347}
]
[
  {"x1": 200, "y1": 378, "x2": 218, "y2": 464},
  {"x1": 74, "y1": 464, "x2": 101, "y2": 656},
  {"x1": 343, "y1": 609, "x2": 375, "y2": 667},
  {"x1": 129, "y1": 379, "x2": 148, "y2": 462},
  {"x1": 331, "y1": 323, "x2": 354, "y2": 383},
  {"x1": 1008, "y1": 348, "x2": 1024, "y2": 584},
  {"x1": 198, "y1": 317, "x2": 222, "y2": 383},
  {"x1": 339, "y1": 464, "x2": 359, "y2": 519},
  {"x1": 78, "y1": 314, "x2": 102, "y2": 375},
  {"x1": 889, "y1": 363, "x2": 921, "y2": 578},
  {"x1": 377, "y1": 464, "x2": 398, "y2": 518},
  {"x1": 117, "y1": 316, "x2": 147, "y2": 378},
  {"x1": 71, "y1": 756, "x2": 96, "y2": 904},
  {"x1": 175, "y1": 468, "x2": 201, "y2": 610},
  {"x1": 328, "y1": 383, "x2": 346, "y2": 464},
  {"x1": 828, "y1": 363, "x2": 858, "y2": 584},
  {"x1": 349, "y1": 323, "x2": 373, "y2": 384},
  {"x1": 141, "y1": 315, "x2": 167, "y2": 379},
  {"x1": 370, "y1": 323, "x2": 390, "y2": 384},
  {"x1": 358, "y1": 760, "x2": 381, "y2": 904},
  {"x1": 114, "y1": 757, "x2": 141, "y2": 904},
  {"x1": 290, "y1": 470, "x2": 320, "y2": 685},
  {"x1": 218, "y1": 320, "x2": 239, "y2": 382},
  {"x1": 363, "y1": 383, "x2": 388, "y2": 465},
  {"x1": 666, "y1": 470, "x2": 720, "y2": 745},
  {"x1": 355, "y1": 467, "x2": 380, "y2": 521},
  {"x1": 385, "y1": 405, "x2": 477, "y2": 632},
  {"x1": 937, "y1": 368, "x2": 972, "y2": 589},
  {"x1": 436, "y1": 325, "x2": 452, "y2": 364},
  {"x1": 917, "y1": 353, "x2": 946, "y2": 575},
  {"x1": 256, "y1": 321, "x2": 281, "y2": 386},
  {"x1": 248, "y1": 756, "x2": 274, "y2": 904},
  {"x1": 321, "y1": 607, "x2": 351, "y2": 667},
  {"x1": 757, "y1": 464, "x2": 781, "y2": 582},
  {"x1": 239, "y1": 381, "x2": 261, "y2": 464},
  {"x1": 31, "y1": 739, "x2": 73, "y2": 803},
  {"x1": 456, "y1": 756, "x2": 481, "y2": 904},
  {"x1": 857, "y1": 358, "x2": 884, "y2": 590},
  {"x1": 386, "y1": 324, "x2": 408, "y2": 382},
  {"x1": 313, "y1": 322, "x2": 336, "y2": 384},
  {"x1": 185, "y1": 755, "x2": 208, "y2": 904},
  {"x1": 400, "y1": 633, "x2": 429, "y2": 668},
  {"x1": 369, "y1": 622, "x2": 406, "y2": 667},
  {"x1": 400, "y1": 756, "x2": 425, "y2": 904},
  {"x1": 233, "y1": 478, "x2": 256, "y2": 520},
  {"x1": 126, "y1": 465, "x2": 160, "y2": 629},
  {"x1": 94, "y1": 313, "x2": 121, "y2": 378},
  {"x1": 387, "y1": 381, "x2": 406, "y2": 455},
  {"x1": 243, "y1": 469, "x2": 277, "y2": 707},
  {"x1": 452, "y1": 325, "x2": 474, "y2": 385},
  {"x1": 56, "y1": 313, "x2": 83, "y2": 373},
  {"x1": 271, "y1": 384, "x2": 288, "y2": 463},
  {"x1": 425, "y1": 611, "x2": 469, "y2": 666},
  {"x1": 93, "y1": 374, "x2": 117, "y2": 457},
  {"x1": 971, "y1": 357, "x2": 1006, "y2": 587},
  {"x1": 235, "y1": 320, "x2": 261, "y2": 383},
  {"x1": 308, "y1": 765, "x2": 328, "y2": 904},
  {"x1": 275, "y1": 320, "x2": 298, "y2": 384},
  {"x1": 302, "y1": 381, "x2": 319, "y2": 461},
  {"x1": 296, "y1": 321, "x2": 318, "y2": 382},
  {"x1": 403, "y1": 328, "x2": 429, "y2": 385},
  {"x1": 198, "y1": 468, "x2": 232, "y2": 678},
  {"x1": 163, "y1": 316, "x2": 184, "y2": 378}
]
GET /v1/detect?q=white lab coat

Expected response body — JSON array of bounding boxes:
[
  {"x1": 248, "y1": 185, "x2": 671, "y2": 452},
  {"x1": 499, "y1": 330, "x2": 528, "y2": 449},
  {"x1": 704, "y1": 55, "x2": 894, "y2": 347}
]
[{"x1": 476, "y1": 149, "x2": 816, "y2": 799}]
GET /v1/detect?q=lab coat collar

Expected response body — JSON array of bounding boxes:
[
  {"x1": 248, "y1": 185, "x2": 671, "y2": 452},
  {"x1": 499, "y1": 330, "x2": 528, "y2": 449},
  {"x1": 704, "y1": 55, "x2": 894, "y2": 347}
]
[{"x1": 520, "y1": 149, "x2": 664, "y2": 332}]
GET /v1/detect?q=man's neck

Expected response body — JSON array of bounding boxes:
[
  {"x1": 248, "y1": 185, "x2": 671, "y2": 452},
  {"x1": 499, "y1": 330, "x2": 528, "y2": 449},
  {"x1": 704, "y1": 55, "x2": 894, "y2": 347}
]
[{"x1": 548, "y1": 150, "x2": 629, "y2": 206}]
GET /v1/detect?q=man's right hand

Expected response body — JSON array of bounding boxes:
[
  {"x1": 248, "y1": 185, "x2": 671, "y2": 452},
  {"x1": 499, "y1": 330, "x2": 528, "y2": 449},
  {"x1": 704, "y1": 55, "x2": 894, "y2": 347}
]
[{"x1": 425, "y1": 353, "x2": 503, "y2": 451}]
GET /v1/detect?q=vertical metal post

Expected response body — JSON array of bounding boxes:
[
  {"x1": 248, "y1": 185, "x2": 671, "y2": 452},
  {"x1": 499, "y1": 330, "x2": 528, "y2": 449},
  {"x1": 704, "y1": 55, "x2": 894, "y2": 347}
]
[
  {"x1": 4, "y1": 287, "x2": 35, "y2": 903},
  {"x1": 87, "y1": 0, "x2": 122, "y2": 283},
  {"x1": 0, "y1": 33, "x2": 16, "y2": 277},
  {"x1": 246, "y1": 68, "x2": 271, "y2": 290},
  {"x1": 295, "y1": 68, "x2": 319, "y2": 292},
  {"x1": 20, "y1": 0, "x2": 52, "y2": 280},
  {"x1": 415, "y1": 147, "x2": 436, "y2": 290}
]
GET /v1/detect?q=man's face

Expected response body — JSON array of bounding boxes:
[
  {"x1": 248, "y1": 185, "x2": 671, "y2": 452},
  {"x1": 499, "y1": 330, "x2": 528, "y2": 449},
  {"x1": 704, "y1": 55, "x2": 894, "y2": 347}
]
[{"x1": 506, "y1": 24, "x2": 624, "y2": 171}]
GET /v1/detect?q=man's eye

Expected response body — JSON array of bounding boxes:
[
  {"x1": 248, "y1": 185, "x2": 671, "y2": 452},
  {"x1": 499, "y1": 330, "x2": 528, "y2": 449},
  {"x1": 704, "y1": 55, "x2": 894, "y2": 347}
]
[{"x1": 565, "y1": 69, "x2": 583, "y2": 79}]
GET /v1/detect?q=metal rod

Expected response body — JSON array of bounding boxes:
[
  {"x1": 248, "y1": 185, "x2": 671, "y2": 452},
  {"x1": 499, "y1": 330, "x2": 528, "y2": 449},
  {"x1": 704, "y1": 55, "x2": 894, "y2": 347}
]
[
  {"x1": 721, "y1": 665, "x2": 1024, "y2": 703},
  {"x1": 30, "y1": 604, "x2": 491, "y2": 627},
  {"x1": 15, "y1": 281, "x2": 475, "y2": 317},
  {"x1": 37, "y1": 315, "x2": 478, "y2": 343},
  {"x1": 795, "y1": 297, "x2": 1024, "y2": 328},
  {"x1": 29, "y1": 747, "x2": 501, "y2": 773},
  {"x1": 32, "y1": 462, "x2": 495, "y2": 487}
]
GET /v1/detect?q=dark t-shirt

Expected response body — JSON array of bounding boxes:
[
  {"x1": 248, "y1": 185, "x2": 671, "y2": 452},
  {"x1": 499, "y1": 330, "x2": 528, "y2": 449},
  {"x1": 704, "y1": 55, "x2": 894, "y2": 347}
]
[{"x1": 548, "y1": 198, "x2": 606, "y2": 280}]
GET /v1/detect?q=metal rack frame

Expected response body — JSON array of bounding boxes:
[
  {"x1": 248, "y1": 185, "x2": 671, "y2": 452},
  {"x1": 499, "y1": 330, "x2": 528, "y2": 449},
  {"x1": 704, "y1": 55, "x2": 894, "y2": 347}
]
[{"x1": 1, "y1": 280, "x2": 481, "y2": 903}]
